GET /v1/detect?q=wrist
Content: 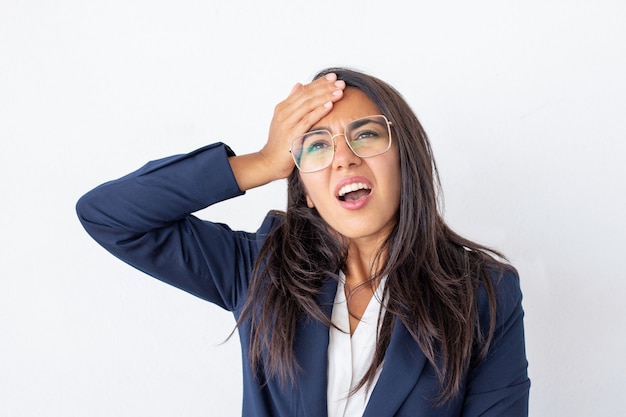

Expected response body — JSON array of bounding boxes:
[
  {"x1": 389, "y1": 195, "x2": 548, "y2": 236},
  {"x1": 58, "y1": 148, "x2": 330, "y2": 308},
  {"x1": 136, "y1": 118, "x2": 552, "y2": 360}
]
[{"x1": 229, "y1": 151, "x2": 282, "y2": 191}]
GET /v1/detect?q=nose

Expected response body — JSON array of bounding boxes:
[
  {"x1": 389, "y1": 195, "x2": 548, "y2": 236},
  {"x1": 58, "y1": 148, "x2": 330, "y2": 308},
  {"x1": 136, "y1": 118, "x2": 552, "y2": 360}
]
[{"x1": 332, "y1": 134, "x2": 361, "y2": 169}]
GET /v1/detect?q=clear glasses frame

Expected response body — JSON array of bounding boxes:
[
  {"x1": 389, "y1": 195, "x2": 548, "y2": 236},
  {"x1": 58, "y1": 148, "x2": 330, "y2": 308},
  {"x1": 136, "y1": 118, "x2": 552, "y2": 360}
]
[{"x1": 289, "y1": 114, "x2": 393, "y2": 173}]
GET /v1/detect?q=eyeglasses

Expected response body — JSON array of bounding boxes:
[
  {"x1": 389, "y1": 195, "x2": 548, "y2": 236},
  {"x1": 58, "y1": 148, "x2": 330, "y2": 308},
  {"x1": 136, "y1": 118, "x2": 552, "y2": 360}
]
[{"x1": 289, "y1": 115, "x2": 392, "y2": 173}]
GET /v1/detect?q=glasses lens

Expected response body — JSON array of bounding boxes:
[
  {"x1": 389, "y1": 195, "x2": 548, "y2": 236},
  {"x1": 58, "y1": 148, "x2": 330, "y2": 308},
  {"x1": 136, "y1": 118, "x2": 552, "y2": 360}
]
[
  {"x1": 290, "y1": 130, "x2": 334, "y2": 172},
  {"x1": 345, "y1": 115, "x2": 391, "y2": 157}
]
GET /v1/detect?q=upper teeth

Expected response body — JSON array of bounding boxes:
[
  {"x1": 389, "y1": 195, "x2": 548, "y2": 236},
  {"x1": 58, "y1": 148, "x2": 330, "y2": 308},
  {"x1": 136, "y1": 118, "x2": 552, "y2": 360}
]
[{"x1": 338, "y1": 182, "x2": 370, "y2": 197}]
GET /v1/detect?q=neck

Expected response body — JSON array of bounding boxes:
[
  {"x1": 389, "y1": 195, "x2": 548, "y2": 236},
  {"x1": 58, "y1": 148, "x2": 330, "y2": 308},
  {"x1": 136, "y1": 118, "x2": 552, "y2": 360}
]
[
  {"x1": 341, "y1": 240, "x2": 387, "y2": 335},
  {"x1": 343, "y1": 239, "x2": 387, "y2": 289}
]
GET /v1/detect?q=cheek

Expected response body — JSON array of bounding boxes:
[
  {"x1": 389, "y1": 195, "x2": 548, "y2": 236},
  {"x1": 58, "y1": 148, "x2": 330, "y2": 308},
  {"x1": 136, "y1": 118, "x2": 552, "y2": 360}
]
[
  {"x1": 388, "y1": 159, "x2": 403, "y2": 210},
  {"x1": 300, "y1": 174, "x2": 326, "y2": 209}
]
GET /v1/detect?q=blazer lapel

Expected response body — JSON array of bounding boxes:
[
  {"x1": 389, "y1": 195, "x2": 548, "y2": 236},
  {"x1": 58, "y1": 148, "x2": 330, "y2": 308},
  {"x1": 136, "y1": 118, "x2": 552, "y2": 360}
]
[
  {"x1": 293, "y1": 278, "x2": 338, "y2": 416},
  {"x1": 362, "y1": 319, "x2": 429, "y2": 417}
]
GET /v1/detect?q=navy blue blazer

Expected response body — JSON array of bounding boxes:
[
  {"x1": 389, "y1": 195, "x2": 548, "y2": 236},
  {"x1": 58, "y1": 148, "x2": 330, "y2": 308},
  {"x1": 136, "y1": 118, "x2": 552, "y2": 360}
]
[{"x1": 77, "y1": 142, "x2": 530, "y2": 416}]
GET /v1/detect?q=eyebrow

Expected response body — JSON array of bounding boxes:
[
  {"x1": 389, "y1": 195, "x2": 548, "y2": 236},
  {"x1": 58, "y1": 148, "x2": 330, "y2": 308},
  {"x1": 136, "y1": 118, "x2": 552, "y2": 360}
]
[
  {"x1": 349, "y1": 118, "x2": 385, "y2": 130},
  {"x1": 306, "y1": 126, "x2": 331, "y2": 133},
  {"x1": 306, "y1": 117, "x2": 385, "y2": 134}
]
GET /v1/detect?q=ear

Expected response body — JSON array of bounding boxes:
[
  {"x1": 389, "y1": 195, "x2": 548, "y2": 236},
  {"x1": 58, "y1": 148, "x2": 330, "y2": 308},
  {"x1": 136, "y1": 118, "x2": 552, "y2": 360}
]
[{"x1": 306, "y1": 195, "x2": 315, "y2": 208}]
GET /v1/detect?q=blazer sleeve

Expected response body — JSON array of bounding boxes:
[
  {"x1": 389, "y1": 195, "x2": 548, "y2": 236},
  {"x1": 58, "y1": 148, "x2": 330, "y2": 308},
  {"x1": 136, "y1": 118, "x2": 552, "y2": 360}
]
[
  {"x1": 461, "y1": 268, "x2": 531, "y2": 416},
  {"x1": 76, "y1": 142, "x2": 269, "y2": 311}
]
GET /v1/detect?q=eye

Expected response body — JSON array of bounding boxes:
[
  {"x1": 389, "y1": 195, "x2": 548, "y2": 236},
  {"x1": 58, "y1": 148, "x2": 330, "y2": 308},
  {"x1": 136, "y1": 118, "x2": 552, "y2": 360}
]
[
  {"x1": 354, "y1": 129, "x2": 380, "y2": 140},
  {"x1": 298, "y1": 131, "x2": 332, "y2": 154},
  {"x1": 306, "y1": 140, "x2": 332, "y2": 154},
  {"x1": 347, "y1": 118, "x2": 388, "y2": 143}
]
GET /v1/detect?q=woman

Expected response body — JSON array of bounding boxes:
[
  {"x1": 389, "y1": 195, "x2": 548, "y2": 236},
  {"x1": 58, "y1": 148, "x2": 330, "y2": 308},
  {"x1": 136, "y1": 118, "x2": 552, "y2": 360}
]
[{"x1": 77, "y1": 67, "x2": 530, "y2": 416}]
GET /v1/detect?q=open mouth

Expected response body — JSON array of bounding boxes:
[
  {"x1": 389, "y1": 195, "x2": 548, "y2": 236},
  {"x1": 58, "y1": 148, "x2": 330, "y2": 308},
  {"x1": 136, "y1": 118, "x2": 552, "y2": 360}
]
[{"x1": 337, "y1": 182, "x2": 372, "y2": 202}]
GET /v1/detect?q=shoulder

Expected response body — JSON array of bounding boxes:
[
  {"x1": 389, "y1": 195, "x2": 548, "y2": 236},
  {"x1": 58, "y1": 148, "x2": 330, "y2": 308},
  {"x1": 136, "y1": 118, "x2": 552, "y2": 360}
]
[
  {"x1": 464, "y1": 264, "x2": 530, "y2": 414},
  {"x1": 474, "y1": 263, "x2": 527, "y2": 361},
  {"x1": 253, "y1": 210, "x2": 285, "y2": 250},
  {"x1": 476, "y1": 263, "x2": 523, "y2": 321},
  {"x1": 491, "y1": 265, "x2": 523, "y2": 326},
  {"x1": 257, "y1": 210, "x2": 285, "y2": 238},
  {"x1": 258, "y1": 210, "x2": 285, "y2": 233}
]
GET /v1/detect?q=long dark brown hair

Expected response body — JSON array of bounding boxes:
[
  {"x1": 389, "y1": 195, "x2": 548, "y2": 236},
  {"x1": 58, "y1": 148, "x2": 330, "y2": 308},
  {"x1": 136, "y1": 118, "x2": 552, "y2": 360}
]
[{"x1": 237, "y1": 67, "x2": 510, "y2": 404}]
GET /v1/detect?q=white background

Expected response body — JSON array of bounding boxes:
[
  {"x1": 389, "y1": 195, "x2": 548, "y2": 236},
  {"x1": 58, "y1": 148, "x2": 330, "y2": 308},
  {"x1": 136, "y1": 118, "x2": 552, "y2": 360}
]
[{"x1": 1, "y1": 1, "x2": 625, "y2": 416}]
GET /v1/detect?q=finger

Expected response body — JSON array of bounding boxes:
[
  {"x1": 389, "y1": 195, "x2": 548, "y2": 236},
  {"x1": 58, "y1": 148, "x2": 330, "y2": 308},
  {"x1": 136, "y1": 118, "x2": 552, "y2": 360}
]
[
  {"x1": 277, "y1": 74, "x2": 345, "y2": 126},
  {"x1": 289, "y1": 74, "x2": 345, "y2": 110},
  {"x1": 295, "y1": 96, "x2": 340, "y2": 129},
  {"x1": 267, "y1": 73, "x2": 346, "y2": 159},
  {"x1": 289, "y1": 82, "x2": 303, "y2": 96},
  {"x1": 286, "y1": 87, "x2": 344, "y2": 134}
]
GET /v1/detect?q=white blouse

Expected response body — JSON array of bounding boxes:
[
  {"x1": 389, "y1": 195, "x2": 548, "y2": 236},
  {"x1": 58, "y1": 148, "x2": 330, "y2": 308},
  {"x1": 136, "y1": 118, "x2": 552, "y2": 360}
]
[{"x1": 327, "y1": 273, "x2": 387, "y2": 417}]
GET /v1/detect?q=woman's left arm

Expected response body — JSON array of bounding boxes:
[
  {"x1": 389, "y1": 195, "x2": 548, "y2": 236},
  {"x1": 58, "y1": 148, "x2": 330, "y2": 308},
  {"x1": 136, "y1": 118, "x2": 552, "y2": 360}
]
[{"x1": 461, "y1": 268, "x2": 531, "y2": 416}]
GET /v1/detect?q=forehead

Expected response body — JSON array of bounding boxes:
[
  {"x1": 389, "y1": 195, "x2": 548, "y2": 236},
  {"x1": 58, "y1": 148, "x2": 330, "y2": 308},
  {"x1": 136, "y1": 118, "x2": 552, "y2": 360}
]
[{"x1": 314, "y1": 88, "x2": 381, "y2": 128}]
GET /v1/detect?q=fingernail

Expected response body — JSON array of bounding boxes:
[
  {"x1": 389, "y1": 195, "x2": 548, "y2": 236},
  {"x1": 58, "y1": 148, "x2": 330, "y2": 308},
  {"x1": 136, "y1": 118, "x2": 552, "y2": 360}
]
[
  {"x1": 324, "y1": 101, "x2": 333, "y2": 109},
  {"x1": 335, "y1": 80, "x2": 345, "y2": 88},
  {"x1": 325, "y1": 73, "x2": 337, "y2": 81},
  {"x1": 332, "y1": 89, "x2": 342, "y2": 96}
]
